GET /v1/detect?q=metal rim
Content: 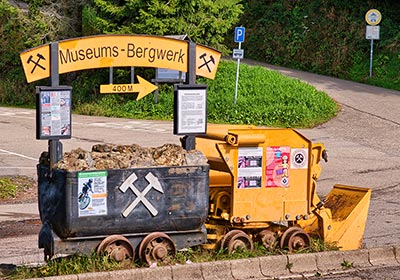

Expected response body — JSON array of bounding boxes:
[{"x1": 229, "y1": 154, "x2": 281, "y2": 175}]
[
  {"x1": 96, "y1": 234, "x2": 134, "y2": 262},
  {"x1": 280, "y1": 227, "x2": 302, "y2": 249},
  {"x1": 280, "y1": 227, "x2": 310, "y2": 252},
  {"x1": 222, "y1": 230, "x2": 253, "y2": 254},
  {"x1": 220, "y1": 229, "x2": 243, "y2": 251},
  {"x1": 256, "y1": 229, "x2": 277, "y2": 249},
  {"x1": 287, "y1": 230, "x2": 311, "y2": 252},
  {"x1": 138, "y1": 232, "x2": 176, "y2": 266}
]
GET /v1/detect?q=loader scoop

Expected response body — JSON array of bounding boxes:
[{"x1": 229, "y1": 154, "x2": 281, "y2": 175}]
[{"x1": 322, "y1": 185, "x2": 372, "y2": 250}]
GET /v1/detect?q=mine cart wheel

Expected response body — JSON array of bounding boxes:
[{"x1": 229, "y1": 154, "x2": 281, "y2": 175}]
[
  {"x1": 280, "y1": 227, "x2": 311, "y2": 252},
  {"x1": 97, "y1": 235, "x2": 134, "y2": 262},
  {"x1": 221, "y1": 230, "x2": 254, "y2": 254},
  {"x1": 256, "y1": 229, "x2": 278, "y2": 249},
  {"x1": 139, "y1": 232, "x2": 177, "y2": 266}
]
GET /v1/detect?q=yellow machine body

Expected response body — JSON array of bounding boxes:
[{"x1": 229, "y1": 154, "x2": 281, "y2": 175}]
[{"x1": 196, "y1": 124, "x2": 371, "y2": 250}]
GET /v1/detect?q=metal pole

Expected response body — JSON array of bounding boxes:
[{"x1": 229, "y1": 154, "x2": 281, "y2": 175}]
[
  {"x1": 182, "y1": 42, "x2": 197, "y2": 150},
  {"x1": 234, "y1": 42, "x2": 242, "y2": 104},
  {"x1": 109, "y1": 67, "x2": 113, "y2": 84},
  {"x1": 49, "y1": 43, "x2": 63, "y2": 174},
  {"x1": 369, "y1": 39, "x2": 374, "y2": 78}
]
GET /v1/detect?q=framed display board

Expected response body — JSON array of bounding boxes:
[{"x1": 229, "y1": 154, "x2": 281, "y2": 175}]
[
  {"x1": 173, "y1": 84, "x2": 207, "y2": 135},
  {"x1": 36, "y1": 86, "x2": 72, "y2": 140}
]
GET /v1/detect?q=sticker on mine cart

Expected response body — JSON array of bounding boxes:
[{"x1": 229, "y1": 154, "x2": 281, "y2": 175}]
[
  {"x1": 78, "y1": 171, "x2": 108, "y2": 217},
  {"x1": 265, "y1": 146, "x2": 291, "y2": 187},
  {"x1": 237, "y1": 147, "x2": 263, "y2": 188}
]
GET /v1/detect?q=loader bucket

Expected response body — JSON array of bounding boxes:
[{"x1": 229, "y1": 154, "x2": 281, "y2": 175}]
[{"x1": 323, "y1": 184, "x2": 372, "y2": 250}]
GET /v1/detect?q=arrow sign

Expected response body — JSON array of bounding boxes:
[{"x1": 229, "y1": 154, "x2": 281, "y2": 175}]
[{"x1": 100, "y1": 76, "x2": 158, "y2": 100}]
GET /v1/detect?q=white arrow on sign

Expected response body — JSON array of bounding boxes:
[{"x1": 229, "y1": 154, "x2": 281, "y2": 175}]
[{"x1": 119, "y1": 172, "x2": 164, "y2": 217}]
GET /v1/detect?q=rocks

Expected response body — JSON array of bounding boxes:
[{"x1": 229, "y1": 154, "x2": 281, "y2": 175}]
[{"x1": 53, "y1": 143, "x2": 207, "y2": 171}]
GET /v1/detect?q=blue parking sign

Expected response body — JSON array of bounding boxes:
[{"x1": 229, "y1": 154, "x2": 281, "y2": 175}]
[{"x1": 234, "y1": 27, "x2": 245, "y2": 43}]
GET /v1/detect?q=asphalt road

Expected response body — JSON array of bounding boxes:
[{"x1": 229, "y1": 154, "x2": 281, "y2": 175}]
[{"x1": 0, "y1": 63, "x2": 399, "y2": 278}]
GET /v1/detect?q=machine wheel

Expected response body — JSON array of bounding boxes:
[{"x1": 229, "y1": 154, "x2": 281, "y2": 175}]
[
  {"x1": 256, "y1": 229, "x2": 278, "y2": 249},
  {"x1": 280, "y1": 227, "x2": 311, "y2": 252},
  {"x1": 97, "y1": 235, "x2": 134, "y2": 262},
  {"x1": 138, "y1": 232, "x2": 176, "y2": 266},
  {"x1": 221, "y1": 230, "x2": 254, "y2": 254}
]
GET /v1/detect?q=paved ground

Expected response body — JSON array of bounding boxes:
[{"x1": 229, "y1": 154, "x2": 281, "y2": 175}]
[{"x1": 0, "y1": 62, "x2": 399, "y2": 278}]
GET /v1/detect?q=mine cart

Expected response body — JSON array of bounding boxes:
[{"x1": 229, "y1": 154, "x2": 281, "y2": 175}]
[{"x1": 37, "y1": 160, "x2": 209, "y2": 265}]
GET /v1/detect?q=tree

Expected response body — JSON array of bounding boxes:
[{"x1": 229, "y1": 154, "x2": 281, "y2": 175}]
[{"x1": 82, "y1": 0, "x2": 244, "y2": 54}]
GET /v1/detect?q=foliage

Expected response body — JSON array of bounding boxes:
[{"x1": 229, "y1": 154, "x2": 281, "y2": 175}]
[
  {"x1": 5, "y1": 236, "x2": 339, "y2": 279},
  {"x1": 81, "y1": 0, "x2": 244, "y2": 54},
  {"x1": 0, "y1": 177, "x2": 17, "y2": 199},
  {"x1": 239, "y1": 0, "x2": 400, "y2": 91},
  {"x1": 72, "y1": 61, "x2": 338, "y2": 128}
]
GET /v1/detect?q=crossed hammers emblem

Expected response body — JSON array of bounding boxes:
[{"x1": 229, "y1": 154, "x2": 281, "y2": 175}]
[
  {"x1": 119, "y1": 172, "x2": 164, "y2": 217},
  {"x1": 27, "y1": 53, "x2": 46, "y2": 74}
]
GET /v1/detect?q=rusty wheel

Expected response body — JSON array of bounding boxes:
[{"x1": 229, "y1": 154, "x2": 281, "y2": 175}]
[
  {"x1": 221, "y1": 230, "x2": 253, "y2": 254},
  {"x1": 256, "y1": 229, "x2": 278, "y2": 249},
  {"x1": 97, "y1": 235, "x2": 134, "y2": 262},
  {"x1": 287, "y1": 230, "x2": 311, "y2": 251},
  {"x1": 280, "y1": 227, "x2": 310, "y2": 252},
  {"x1": 138, "y1": 232, "x2": 176, "y2": 266},
  {"x1": 220, "y1": 230, "x2": 242, "y2": 251}
]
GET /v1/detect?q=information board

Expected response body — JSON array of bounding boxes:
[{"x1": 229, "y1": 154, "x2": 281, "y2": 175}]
[
  {"x1": 173, "y1": 84, "x2": 207, "y2": 135},
  {"x1": 36, "y1": 86, "x2": 72, "y2": 140}
]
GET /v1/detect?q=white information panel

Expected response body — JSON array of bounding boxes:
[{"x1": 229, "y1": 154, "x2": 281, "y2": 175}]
[{"x1": 174, "y1": 84, "x2": 208, "y2": 135}]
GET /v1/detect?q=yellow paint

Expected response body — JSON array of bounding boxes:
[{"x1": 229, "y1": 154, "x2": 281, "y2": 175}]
[
  {"x1": 58, "y1": 35, "x2": 188, "y2": 73},
  {"x1": 196, "y1": 44, "x2": 221, "y2": 79},
  {"x1": 100, "y1": 76, "x2": 158, "y2": 100},
  {"x1": 20, "y1": 35, "x2": 221, "y2": 83},
  {"x1": 196, "y1": 124, "x2": 372, "y2": 250},
  {"x1": 20, "y1": 45, "x2": 50, "y2": 83}
]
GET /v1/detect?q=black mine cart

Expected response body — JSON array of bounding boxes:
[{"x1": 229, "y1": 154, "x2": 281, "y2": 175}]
[{"x1": 37, "y1": 163, "x2": 209, "y2": 264}]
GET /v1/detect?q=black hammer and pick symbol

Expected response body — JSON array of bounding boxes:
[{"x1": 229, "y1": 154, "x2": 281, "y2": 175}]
[
  {"x1": 198, "y1": 53, "x2": 215, "y2": 73},
  {"x1": 27, "y1": 53, "x2": 46, "y2": 74}
]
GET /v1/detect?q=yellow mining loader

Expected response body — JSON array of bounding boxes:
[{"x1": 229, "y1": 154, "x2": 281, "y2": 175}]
[{"x1": 195, "y1": 124, "x2": 371, "y2": 252}]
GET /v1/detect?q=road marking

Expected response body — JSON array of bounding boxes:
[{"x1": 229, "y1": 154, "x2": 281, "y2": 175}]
[
  {"x1": 88, "y1": 121, "x2": 172, "y2": 132},
  {"x1": 0, "y1": 149, "x2": 37, "y2": 161}
]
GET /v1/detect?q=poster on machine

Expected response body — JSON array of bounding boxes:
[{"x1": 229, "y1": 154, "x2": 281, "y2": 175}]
[
  {"x1": 78, "y1": 171, "x2": 108, "y2": 217},
  {"x1": 265, "y1": 146, "x2": 291, "y2": 187},
  {"x1": 237, "y1": 147, "x2": 263, "y2": 188}
]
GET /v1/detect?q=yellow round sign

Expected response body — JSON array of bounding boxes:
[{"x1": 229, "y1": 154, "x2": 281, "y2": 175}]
[{"x1": 365, "y1": 9, "x2": 381, "y2": 25}]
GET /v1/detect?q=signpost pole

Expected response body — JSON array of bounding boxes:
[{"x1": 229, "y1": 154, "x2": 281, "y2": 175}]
[
  {"x1": 365, "y1": 9, "x2": 382, "y2": 78},
  {"x1": 49, "y1": 43, "x2": 63, "y2": 173},
  {"x1": 234, "y1": 42, "x2": 241, "y2": 105},
  {"x1": 233, "y1": 27, "x2": 245, "y2": 105},
  {"x1": 369, "y1": 39, "x2": 374, "y2": 78},
  {"x1": 181, "y1": 41, "x2": 197, "y2": 150}
]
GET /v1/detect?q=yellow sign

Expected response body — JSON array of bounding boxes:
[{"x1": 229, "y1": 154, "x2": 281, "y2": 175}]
[
  {"x1": 100, "y1": 76, "x2": 158, "y2": 100},
  {"x1": 20, "y1": 45, "x2": 50, "y2": 83},
  {"x1": 20, "y1": 35, "x2": 221, "y2": 83}
]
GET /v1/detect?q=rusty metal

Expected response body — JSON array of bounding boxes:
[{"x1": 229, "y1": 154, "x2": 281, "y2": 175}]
[
  {"x1": 221, "y1": 230, "x2": 253, "y2": 254},
  {"x1": 256, "y1": 229, "x2": 278, "y2": 249},
  {"x1": 96, "y1": 235, "x2": 134, "y2": 262},
  {"x1": 138, "y1": 232, "x2": 176, "y2": 265},
  {"x1": 280, "y1": 227, "x2": 310, "y2": 252}
]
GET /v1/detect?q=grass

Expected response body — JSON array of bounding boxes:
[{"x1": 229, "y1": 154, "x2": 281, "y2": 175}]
[
  {"x1": 72, "y1": 60, "x2": 339, "y2": 128},
  {"x1": 2, "y1": 238, "x2": 339, "y2": 279},
  {"x1": 0, "y1": 178, "x2": 17, "y2": 199},
  {"x1": 0, "y1": 176, "x2": 35, "y2": 200}
]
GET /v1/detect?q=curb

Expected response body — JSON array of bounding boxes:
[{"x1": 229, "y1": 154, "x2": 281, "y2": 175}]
[{"x1": 25, "y1": 246, "x2": 400, "y2": 280}]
